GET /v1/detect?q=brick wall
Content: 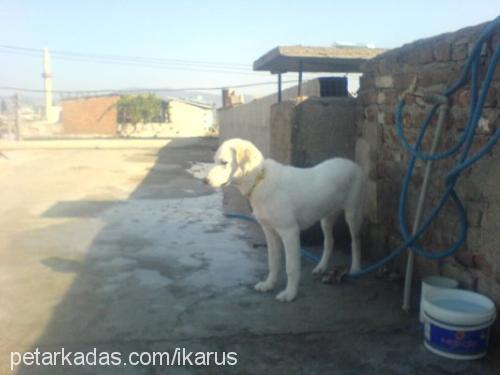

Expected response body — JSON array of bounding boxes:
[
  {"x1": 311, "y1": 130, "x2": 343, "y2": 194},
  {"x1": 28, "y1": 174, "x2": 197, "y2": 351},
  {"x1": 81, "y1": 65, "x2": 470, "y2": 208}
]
[
  {"x1": 61, "y1": 96, "x2": 120, "y2": 135},
  {"x1": 356, "y1": 22, "x2": 500, "y2": 308}
]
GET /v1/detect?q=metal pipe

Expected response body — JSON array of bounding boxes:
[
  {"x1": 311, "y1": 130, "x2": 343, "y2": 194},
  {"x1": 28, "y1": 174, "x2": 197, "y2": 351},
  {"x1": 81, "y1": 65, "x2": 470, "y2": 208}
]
[
  {"x1": 298, "y1": 61, "x2": 303, "y2": 97},
  {"x1": 402, "y1": 99, "x2": 449, "y2": 312},
  {"x1": 278, "y1": 73, "x2": 282, "y2": 103}
]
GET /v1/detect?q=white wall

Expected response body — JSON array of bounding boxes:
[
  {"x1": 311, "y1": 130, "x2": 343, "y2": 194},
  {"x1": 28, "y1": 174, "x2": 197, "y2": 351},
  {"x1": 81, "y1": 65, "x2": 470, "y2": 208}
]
[{"x1": 169, "y1": 101, "x2": 215, "y2": 130}]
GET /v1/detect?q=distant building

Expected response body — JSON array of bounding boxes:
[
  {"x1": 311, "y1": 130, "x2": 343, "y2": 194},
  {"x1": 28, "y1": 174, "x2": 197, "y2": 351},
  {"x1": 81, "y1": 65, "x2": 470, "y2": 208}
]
[
  {"x1": 167, "y1": 98, "x2": 215, "y2": 132},
  {"x1": 59, "y1": 95, "x2": 216, "y2": 137},
  {"x1": 60, "y1": 95, "x2": 120, "y2": 135},
  {"x1": 221, "y1": 89, "x2": 245, "y2": 108}
]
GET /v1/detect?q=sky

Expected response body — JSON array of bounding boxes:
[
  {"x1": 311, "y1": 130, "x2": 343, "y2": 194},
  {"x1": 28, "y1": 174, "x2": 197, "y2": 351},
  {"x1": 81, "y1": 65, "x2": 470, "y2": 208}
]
[{"x1": 0, "y1": 1, "x2": 498, "y2": 100}]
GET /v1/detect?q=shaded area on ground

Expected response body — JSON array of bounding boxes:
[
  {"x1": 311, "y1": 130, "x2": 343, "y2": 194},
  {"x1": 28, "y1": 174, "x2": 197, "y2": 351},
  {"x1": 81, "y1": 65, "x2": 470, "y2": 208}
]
[{"x1": 0, "y1": 137, "x2": 498, "y2": 374}]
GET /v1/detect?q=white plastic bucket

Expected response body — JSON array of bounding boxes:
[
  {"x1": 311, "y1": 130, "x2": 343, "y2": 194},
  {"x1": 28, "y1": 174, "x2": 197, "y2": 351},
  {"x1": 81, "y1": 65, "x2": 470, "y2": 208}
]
[
  {"x1": 422, "y1": 289, "x2": 497, "y2": 360},
  {"x1": 420, "y1": 276, "x2": 459, "y2": 322}
]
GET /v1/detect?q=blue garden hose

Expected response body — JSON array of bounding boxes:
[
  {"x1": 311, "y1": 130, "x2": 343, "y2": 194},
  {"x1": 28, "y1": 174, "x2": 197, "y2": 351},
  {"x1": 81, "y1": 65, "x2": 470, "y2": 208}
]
[
  {"x1": 226, "y1": 16, "x2": 500, "y2": 277},
  {"x1": 351, "y1": 16, "x2": 499, "y2": 277}
]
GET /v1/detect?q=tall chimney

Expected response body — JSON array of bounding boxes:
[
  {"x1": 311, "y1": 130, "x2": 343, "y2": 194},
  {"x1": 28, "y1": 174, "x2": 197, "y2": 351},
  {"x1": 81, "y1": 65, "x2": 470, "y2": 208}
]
[{"x1": 42, "y1": 47, "x2": 53, "y2": 121}]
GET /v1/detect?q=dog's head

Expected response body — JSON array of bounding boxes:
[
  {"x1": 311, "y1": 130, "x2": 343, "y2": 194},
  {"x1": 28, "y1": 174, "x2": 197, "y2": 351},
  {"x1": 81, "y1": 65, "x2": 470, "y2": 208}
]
[{"x1": 205, "y1": 138, "x2": 263, "y2": 188}]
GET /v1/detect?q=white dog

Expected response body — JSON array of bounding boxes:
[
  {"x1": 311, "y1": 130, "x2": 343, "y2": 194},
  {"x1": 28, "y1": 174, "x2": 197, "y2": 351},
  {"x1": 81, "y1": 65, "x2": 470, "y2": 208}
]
[{"x1": 205, "y1": 138, "x2": 366, "y2": 302}]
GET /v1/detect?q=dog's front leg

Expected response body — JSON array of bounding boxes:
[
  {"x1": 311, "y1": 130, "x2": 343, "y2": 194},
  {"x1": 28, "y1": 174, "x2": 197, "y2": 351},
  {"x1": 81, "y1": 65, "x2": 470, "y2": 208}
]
[
  {"x1": 276, "y1": 228, "x2": 300, "y2": 302},
  {"x1": 255, "y1": 225, "x2": 282, "y2": 292}
]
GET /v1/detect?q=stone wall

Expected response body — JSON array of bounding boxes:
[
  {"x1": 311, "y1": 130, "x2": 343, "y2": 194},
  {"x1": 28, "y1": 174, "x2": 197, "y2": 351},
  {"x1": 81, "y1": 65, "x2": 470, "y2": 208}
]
[
  {"x1": 218, "y1": 79, "x2": 320, "y2": 157},
  {"x1": 356, "y1": 22, "x2": 500, "y2": 309},
  {"x1": 271, "y1": 97, "x2": 357, "y2": 166}
]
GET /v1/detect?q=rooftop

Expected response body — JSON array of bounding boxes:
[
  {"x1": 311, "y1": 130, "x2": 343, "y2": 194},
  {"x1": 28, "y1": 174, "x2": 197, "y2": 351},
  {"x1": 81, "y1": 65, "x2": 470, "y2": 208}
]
[{"x1": 253, "y1": 45, "x2": 387, "y2": 73}]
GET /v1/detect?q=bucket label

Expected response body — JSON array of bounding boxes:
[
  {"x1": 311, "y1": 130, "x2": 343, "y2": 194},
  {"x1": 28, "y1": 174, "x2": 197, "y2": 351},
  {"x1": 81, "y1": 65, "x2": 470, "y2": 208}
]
[{"x1": 427, "y1": 323, "x2": 489, "y2": 355}]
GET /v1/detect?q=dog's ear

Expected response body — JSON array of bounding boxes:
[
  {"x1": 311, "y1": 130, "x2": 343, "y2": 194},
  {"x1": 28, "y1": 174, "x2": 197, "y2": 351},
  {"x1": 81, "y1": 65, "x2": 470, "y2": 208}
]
[{"x1": 233, "y1": 144, "x2": 262, "y2": 175}]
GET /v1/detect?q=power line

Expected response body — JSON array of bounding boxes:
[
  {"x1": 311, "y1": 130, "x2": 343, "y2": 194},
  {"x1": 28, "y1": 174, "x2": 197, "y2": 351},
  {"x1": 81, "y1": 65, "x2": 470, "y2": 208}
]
[
  {"x1": 0, "y1": 50, "x2": 263, "y2": 76},
  {"x1": 0, "y1": 44, "x2": 262, "y2": 75},
  {"x1": 0, "y1": 44, "x2": 323, "y2": 96},
  {"x1": 0, "y1": 44, "x2": 250, "y2": 67},
  {"x1": 0, "y1": 79, "x2": 302, "y2": 94}
]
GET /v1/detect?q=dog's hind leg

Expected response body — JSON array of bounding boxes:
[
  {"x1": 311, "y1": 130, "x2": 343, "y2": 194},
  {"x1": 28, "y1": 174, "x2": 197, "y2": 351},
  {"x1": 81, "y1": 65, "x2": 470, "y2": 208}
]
[
  {"x1": 312, "y1": 212, "x2": 339, "y2": 274},
  {"x1": 345, "y1": 207, "x2": 363, "y2": 273},
  {"x1": 276, "y1": 227, "x2": 301, "y2": 302},
  {"x1": 254, "y1": 225, "x2": 282, "y2": 292}
]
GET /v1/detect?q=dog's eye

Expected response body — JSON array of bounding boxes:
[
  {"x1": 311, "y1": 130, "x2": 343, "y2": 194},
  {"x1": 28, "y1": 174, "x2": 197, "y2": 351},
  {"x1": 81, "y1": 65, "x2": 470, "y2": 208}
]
[{"x1": 220, "y1": 160, "x2": 228, "y2": 166}]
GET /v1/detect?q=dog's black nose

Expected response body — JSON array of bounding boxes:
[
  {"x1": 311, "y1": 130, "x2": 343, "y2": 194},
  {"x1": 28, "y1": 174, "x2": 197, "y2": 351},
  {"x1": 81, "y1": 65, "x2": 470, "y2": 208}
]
[{"x1": 202, "y1": 177, "x2": 209, "y2": 185}]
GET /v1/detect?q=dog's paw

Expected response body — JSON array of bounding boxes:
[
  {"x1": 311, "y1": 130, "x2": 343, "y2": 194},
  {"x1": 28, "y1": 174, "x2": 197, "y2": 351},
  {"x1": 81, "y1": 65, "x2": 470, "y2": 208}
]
[
  {"x1": 312, "y1": 263, "x2": 328, "y2": 274},
  {"x1": 349, "y1": 264, "x2": 361, "y2": 274},
  {"x1": 254, "y1": 280, "x2": 275, "y2": 292},
  {"x1": 275, "y1": 289, "x2": 297, "y2": 302}
]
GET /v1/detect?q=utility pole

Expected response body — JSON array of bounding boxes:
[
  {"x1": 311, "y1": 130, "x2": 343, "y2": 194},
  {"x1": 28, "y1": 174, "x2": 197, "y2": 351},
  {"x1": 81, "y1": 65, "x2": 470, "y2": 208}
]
[
  {"x1": 14, "y1": 94, "x2": 21, "y2": 140},
  {"x1": 43, "y1": 47, "x2": 53, "y2": 122}
]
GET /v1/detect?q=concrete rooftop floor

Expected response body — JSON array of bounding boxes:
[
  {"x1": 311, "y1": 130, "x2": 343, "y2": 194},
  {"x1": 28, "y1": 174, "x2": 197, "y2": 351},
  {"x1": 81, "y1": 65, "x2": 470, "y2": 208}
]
[{"x1": 0, "y1": 137, "x2": 499, "y2": 374}]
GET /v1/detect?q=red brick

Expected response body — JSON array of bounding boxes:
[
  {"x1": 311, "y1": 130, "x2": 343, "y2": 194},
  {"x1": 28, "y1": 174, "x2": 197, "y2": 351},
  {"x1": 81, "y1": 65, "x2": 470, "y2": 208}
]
[{"x1": 62, "y1": 96, "x2": 119, "y2": 135}]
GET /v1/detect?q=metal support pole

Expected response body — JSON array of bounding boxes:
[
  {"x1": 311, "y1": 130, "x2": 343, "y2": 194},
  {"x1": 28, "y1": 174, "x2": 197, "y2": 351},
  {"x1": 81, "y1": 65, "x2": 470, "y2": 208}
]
[
  {"x1": 277, "y1": 73, "x2": 282, "y2": 103},
  {"x1": 298, "y1": 61, "x2": 303, "y2": 97},
  {"x1": 402, "y1": 99, "x2": 449, "y2": 312}
]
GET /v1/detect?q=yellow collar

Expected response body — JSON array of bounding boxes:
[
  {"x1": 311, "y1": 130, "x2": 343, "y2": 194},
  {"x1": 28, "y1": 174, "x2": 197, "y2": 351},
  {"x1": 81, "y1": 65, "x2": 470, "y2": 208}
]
[{"x1": 245, "y1": 168, "x2": 265, "y2": 199}]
